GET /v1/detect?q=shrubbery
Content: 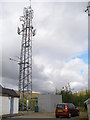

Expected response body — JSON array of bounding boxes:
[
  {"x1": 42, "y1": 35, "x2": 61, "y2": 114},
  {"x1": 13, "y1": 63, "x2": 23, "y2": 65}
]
[{"x1": 56, "y1": 83, "x2": 90, "y2": 108}]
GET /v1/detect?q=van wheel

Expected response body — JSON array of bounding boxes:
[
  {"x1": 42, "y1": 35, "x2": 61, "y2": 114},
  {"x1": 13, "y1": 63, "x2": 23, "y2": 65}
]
[
  {"x1": 77, "y1": 111, "x2": 80, "y2": 116},
  {"x1": 68, "y1": 113, "x2": 71, "y2": 118},
  {"x1": 56, "y1": 115, "x2": 59, "y2": 118}
]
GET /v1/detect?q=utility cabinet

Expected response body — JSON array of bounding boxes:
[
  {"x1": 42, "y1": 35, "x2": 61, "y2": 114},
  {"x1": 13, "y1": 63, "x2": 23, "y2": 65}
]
[{"x1": 38, "y1": 94, "x2": 62, "y2": 112}]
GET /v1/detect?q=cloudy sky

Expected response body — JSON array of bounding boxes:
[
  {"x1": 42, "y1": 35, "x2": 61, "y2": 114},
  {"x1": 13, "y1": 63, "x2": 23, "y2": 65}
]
[{"x1": 0, "y1": 0, "x2": 88, "y2": 93}]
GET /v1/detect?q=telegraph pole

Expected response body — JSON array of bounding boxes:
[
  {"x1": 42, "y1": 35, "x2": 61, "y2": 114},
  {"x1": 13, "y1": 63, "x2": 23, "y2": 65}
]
[
  {"x1": 18, "y1": 1, "x2": 36, "y2": 111},
  {"x1": 85, "y1": 1, "x2": 90, "y2": 91},
  {"x1": 85, "y1": 1, "x2": 90, "y2": 15}
]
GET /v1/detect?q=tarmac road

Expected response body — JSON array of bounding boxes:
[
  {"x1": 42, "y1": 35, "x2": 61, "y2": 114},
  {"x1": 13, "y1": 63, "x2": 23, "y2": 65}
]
[{"x1": 12, "y1": 111, "x2": 79, "y2": 120}]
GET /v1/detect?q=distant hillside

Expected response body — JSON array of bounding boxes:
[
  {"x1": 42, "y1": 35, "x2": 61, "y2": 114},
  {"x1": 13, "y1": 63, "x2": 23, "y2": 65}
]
[{"x1": 75, "y1": 90, "x2": 90, "y2": 96}]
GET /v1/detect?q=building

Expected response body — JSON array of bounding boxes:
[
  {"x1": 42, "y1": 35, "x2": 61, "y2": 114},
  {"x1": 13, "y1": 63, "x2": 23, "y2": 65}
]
[
  {"x1": 84, "y1": 98, "x2": 90, "y2": 120},
  {"x1": 0, "y1": 85, "x2": 19, "y2": 116},
  {"x1": 38, "y1": 94, "x2": 62, "y2": 112}
]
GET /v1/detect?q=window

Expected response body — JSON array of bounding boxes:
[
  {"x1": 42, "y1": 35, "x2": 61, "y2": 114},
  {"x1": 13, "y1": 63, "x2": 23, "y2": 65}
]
[
  {"x1": 57, "y1": 104, "x2": 65, "y2": 109},
  {"x1": 67, "y1": 103, "x2": 75, "y2": 109},
  {"x1": 71, "y1": 103, "x2": 75, "y2": 109},
  {"x1": 67, "y1": 103, "x2": 71, "y2": 109}
]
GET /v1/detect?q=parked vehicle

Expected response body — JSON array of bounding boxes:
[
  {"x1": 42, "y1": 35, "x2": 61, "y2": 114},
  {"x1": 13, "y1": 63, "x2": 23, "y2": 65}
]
[{"x1": 55, "y1": 103, "x2": 80, "y2": 118}]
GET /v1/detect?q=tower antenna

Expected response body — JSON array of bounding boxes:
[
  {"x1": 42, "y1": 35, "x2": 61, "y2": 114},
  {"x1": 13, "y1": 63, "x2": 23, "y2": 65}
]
[
  {"x1": 18, "y1": 1, "x2": 36, "y2": 111},
  {"x1": 29, "y1": 0, "x2": 31, "y2": 8}
]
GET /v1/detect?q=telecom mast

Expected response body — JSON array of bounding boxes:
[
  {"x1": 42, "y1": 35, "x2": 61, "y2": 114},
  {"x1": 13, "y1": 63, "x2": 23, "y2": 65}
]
[{"x1": 18, "y1": 1, "x2": 36, "y2": 111}]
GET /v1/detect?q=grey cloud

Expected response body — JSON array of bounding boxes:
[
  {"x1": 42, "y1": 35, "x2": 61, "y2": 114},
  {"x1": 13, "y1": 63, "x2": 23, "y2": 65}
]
[{"x1": 1, "y1": 2, "x2": 88, "y2": 93}]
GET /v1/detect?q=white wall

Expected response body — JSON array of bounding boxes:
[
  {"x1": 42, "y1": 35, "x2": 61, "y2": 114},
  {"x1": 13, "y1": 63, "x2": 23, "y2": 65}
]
[
  {"x1": 87, "y1": 103, "x2": 90, "y2": 120},
  {"x1": 0, "y1": 96, "x2": 19, "y2": 115},
  {"x1": 50, "y1": 95, "x2": 62, "y2": 112},
  {"x1": 0, "y1": 96, "x2": 2, "y2": 116},
  {"x1": 38, "y1": 94, "x2": 51, "y2": 112},
  {"x1": 13, "y1": 98, "x2": 19, "y2": 114},
  {"x1": 2, "y1": 96, "x2": 10, "y2": 115},
  {"x1": 38, "y1": 94, "x2": 62, "y2": 112}
]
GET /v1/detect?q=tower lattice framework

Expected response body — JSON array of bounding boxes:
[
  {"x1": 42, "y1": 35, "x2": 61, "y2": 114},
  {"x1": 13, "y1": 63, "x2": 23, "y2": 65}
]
[{"x1": 18, "y1": 2, "x2": 36, "y2": 111}]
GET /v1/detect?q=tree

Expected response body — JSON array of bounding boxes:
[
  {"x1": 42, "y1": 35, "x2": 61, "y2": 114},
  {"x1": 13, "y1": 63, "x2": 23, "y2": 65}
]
[{"x1": 56, "y1": 83, "x2": 72, "y2": 103}]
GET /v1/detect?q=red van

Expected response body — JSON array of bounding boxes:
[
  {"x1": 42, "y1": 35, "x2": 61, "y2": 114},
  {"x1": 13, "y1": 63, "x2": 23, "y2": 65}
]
[{"x1": 55, "y1": 103, "x2": 79, "y2": 118}]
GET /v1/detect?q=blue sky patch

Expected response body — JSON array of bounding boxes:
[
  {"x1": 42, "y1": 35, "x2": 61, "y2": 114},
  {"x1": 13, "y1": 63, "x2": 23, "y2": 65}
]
[
  {"x1": 77, "y1": 51, "x2": 88, "y2": 64},
  {"x1": 71, "y1": 51, "x2": 88, "y2": 64}
]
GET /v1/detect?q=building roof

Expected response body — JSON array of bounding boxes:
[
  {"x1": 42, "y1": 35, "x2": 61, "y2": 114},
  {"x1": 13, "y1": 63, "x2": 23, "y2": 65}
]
[
  {"x1": 0, "y1": 85, "x2": 20, "y2": 98},
  {"x1": 84, "y1": 98, "x2": 90, "y2": 104}
]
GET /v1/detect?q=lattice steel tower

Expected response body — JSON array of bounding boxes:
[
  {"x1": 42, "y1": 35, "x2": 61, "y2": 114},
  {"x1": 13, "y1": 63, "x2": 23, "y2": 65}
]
[{"x1": 18, "y1": 1, "x2": 36, "y2": 111}]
